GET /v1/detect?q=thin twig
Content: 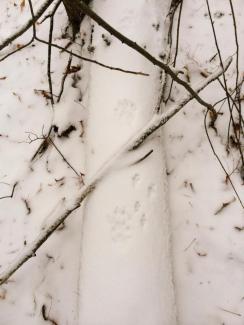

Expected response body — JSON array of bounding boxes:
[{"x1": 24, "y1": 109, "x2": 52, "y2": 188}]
[
  {"x1": 214, "y1": 197, "x2": 236, "y2": 215},
  {"x1": 131, "y1": 149, "x2": 153, "y2": 165},
  {"x1": 47, "y1": 15, "x2": 54, "y2": 105},
  {"x1": 57, "y1": 53, "x2": 72, "y2": 103},
  {"x1": 130, "y1": 57, "x2": 232, "y2": 150},
  {"x1": 39, "y1": 0, "x2": 62, "y2": 24},
  {"x1": 36, "y1": 37, "x2": 149, "y2": 76},
  {"x1": 228, "y1": 0, "x2": 243, "y2": 144},
  {"x1": 48, "y1": 138, "x2": 82, "y2": 178},
  {"x1": 218, "y1": 307, "x2": 241, "y2": 317},
  {"x1": 0, "y1": 183, "x2": 18, "y2": 200},
  {"x1": 165, "y1": 0, "x2": 184, "y2": 105},
  {"x1": 204, "y1": 110, "x2": 244, "y2": 209},
  {"x1": 28, "y1": 130, "x2": 82, "y2": 178},
  {"x1": 205, "y1": 0, "x2": 242, "y2": 158}
]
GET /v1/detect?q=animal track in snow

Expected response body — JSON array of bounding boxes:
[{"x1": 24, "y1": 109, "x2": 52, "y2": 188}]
[
  {"x1": 108, "y1": 206, "x2": 132, "y2": 242},
  {"x1": 132, "y1": 173, "x2": 141, "y2": 188},
  {"x1": 134, "y1": 201, "x2": 141, "y2": 212},
  {"x1": 118, "y1": 9, "x2": 135, "y2": 30},
  {"x1": 114, "y1": 99, "x2": 137, "y2": 125},
  {"x1": 139, "y1": 213, "x2": 147, "y2": 228},
  {"x1": 147, "y1": 183, "x2": 157, "y2": 199},
  {"x1": 108, "y1": 201, "x2": 144, "y2": 242}
]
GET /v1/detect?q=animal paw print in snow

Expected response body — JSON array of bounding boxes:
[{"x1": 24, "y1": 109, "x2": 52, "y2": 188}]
[
  {"x1": 108, "y1": 206, "x2": 132, "y2": 242},
  {"x1": 114, "y1": 99, "x2": 137, "y2": 125}
]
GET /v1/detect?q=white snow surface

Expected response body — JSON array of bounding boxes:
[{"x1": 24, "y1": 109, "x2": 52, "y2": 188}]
[
  {"x1": 0, "y1": 0, "x2": 244, "y2": 325},
  {"x1": 78, "y1": 1, "x2": 176, "y2": 324}
]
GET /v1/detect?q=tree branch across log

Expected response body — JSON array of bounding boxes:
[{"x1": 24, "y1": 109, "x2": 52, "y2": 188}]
[{"x1": 0, "y1": 57, "x2": 231, "y2": 286}]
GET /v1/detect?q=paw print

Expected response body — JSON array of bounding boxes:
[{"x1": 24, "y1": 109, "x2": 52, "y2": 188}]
[
  {"x1": 114, "y1": 99, "x2": 137, "y2": 125},
  {"x1": 108, "y1": 206, "x2": 132, "y2": 242}
]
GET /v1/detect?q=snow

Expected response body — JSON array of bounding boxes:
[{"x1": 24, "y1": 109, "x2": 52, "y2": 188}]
[
  {"x1": 0, "y1": 0, "x2": 244, "y2": 324},
  {"x1": 78, "y1": 1, "x2": 176, "y2": 324}
]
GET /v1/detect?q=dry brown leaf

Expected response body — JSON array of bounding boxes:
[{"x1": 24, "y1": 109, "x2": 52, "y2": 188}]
[
  {"x1": 16, "y1": 44, "x2": 24, "y2": 49},
  {"x1": 20, "y1": 0, "x2": 25, "y2": 11}
]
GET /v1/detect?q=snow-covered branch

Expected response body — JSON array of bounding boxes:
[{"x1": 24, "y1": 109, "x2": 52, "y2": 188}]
[
  {"x1": 130, "y1": 56, "x2": 233, "y2": 150},
  {"x1": 0, "y1": 57, "x2": 231, "y2": 286}
]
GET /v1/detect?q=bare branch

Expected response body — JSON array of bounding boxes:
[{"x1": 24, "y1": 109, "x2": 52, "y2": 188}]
[
  {"x1": 78, "y1": 0, "x2": 217, "y2": 115},
  {"x1": 204, "y1": 110, "x2": 244, "y2": 209},
  {"x1": 164, "y1": 0, "x2": 184, "y2": 105},
  {"x1": 27, "y1": 130, "x2": 83, "y2": 178},
  {"x1": 205, "y1": 0, "x2": 243, "y2": 163},
  {"x1": 35, "y1": 37, "x2": 149, "y2": 76},
  {"x1": 130, "y1": 57, "x2": 232, "y2": 150}
]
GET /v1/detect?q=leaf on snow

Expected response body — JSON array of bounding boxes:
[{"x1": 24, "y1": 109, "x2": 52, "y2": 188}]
[{"x1": 20, "y1": 0, "x2": 25, "y2": 11}]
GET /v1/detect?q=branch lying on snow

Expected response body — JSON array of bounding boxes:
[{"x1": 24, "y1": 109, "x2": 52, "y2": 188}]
[
  {"x1": 130, "y1": 56, "x2": 232, "y2": 150},
  {"x1": 0, "y1": 0, "x2": 55, "y2": 51},
  {"x1": 78, "y1": 0, "x2": 217, "y2": 116},
  {"x1": 0, "y1": 185, "x2": 95, "y2": 286},
  {"x1": 0, "y1": 57, "x2": 231, "y2": 286},
  {"x1": 0, "y1": 182, "x2": 18, "y2": 200}
]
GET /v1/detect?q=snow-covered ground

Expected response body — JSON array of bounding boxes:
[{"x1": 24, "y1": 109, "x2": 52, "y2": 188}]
[
  {"x1": 0, "y1": 0, "x2": 244, "y2": 324},
  {"x1": 78, "y1": 1, "x2": 176, "y2": 324}
]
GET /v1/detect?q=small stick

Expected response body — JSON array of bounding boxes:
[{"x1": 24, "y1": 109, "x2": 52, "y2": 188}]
[
  {"x1": 131, "y1": 149, "x2": 153, "y2": 165},
  {"x1": 0, "y1": 182, "x2": 18, "y2": 200}
]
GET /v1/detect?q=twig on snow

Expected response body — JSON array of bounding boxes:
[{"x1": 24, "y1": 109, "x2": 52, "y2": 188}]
[
  {"x1": 228, "y1": 0, "x2": 242, "y2": 136},
  {"x1": 0, "y1": 182, "x2": 18, "y2": 200},
  {"x1": 214, "y1": 197, "x2": 236, "y2": 215},
  {"x1": 131, "y1": 149, "x2": 154, "y2": 165},
  {"x1": 39, "y1": 0, "x2": 62, "y2": 24},
  {"x1": 34, "y1": 37, "x2": 149, "y2": 76},
  {"x1": 204, "y1": 110, "x2": 244, "y2": 209},
  {"x1": 41, "y1": 304, "x2": 58, "y2": 325},
  {"x1": 27, "y1": 130, "x2": 83, "y2": 179},
  {"x1": 205, "y1": 0, "x2": 243, "y2": 162},
  {"x1": 47, "y1": 11, "x2": 55, "y2": 105},
  {"x1": 130, "y1": 57, "x2": 232, "y2": 150},
  {"x1": 164, "y1": 0, "x2": 184, "y2": 105}
]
